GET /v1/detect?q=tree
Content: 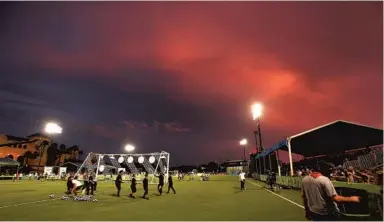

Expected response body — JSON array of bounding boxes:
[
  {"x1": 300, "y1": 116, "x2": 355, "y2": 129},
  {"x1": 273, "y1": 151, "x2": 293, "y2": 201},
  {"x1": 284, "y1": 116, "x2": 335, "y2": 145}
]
[
  {"x1": 16, "y1": 155, "x2": 24, "y2": 165},
  {"x1": 59, "y1": 144, "x2": 66, "y2": 151},
  {"x1": 37, "y1": 141, "x2": 50, "y2": 172},
  {"x1": 46, "y1": 143, "x2": 58, "y2": 166},
  {"x1": 23, "y1": 151, "x2": 33, "y2": 165},
  {"x1": 207, "y1": 161, "x2": 219, "y2": 173}
]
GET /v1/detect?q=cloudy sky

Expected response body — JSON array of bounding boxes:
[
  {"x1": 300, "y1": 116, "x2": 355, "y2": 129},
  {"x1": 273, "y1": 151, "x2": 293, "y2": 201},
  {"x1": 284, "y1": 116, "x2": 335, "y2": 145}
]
[{"x1": 0, "y1": 2, "x2": 382, "y2": 165}]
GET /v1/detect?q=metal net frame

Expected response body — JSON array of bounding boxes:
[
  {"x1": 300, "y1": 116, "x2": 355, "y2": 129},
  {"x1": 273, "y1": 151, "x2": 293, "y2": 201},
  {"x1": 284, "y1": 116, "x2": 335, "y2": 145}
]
[{"x1": 75, "y1": 151, "x2": 170, "y2": 184}]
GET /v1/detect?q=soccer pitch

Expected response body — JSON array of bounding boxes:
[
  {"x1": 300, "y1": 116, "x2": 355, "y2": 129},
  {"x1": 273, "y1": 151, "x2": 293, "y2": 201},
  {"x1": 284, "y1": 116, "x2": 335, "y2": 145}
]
[{"x1": 0, "y1": 176, "x2": 305, "y2": 221}]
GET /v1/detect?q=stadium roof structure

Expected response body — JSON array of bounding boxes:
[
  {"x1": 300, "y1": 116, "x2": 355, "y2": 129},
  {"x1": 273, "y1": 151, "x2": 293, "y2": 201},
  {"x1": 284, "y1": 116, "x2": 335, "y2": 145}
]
[
  {"x1": 0, "y1": 158, "x2": 20, "y2": 166},
  {"x1": 258, "y1": 120, "x2": 383, "y2": 158}
]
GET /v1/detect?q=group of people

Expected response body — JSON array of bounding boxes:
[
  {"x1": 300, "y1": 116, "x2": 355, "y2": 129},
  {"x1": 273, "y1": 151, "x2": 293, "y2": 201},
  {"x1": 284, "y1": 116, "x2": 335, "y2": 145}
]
[
  {"x1": 66, "y1": 172, "x2": 96, "y2": 196},
  {"x1": 115, "y1": 171, "x2": 176, "y2": 200}
]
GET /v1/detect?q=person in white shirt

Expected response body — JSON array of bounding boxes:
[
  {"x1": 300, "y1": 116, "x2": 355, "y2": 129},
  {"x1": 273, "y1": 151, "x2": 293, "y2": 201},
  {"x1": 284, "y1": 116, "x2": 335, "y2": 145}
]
[
  {"x1": 239, "y1": 171, "x2": 246, "y2": 190},
  {"x1": 71, "y1": 177, "x2": 85, "y2": 196}
]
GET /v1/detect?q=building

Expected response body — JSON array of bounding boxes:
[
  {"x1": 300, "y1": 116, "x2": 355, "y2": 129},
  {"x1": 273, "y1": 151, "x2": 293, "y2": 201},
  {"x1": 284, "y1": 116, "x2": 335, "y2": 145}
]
[
  {"x1": 0, "y1": 133, "x2": 51, "y2": 158},
  {"x1": 0, "y1": 133, "x2": 82, "y2": 172}
]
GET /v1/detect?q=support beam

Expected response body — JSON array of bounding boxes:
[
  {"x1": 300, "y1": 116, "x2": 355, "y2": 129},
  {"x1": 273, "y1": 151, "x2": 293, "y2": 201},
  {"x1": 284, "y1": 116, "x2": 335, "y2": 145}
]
[{"x1": 287, "y1": 138, "x2": 294, "y2": 176}]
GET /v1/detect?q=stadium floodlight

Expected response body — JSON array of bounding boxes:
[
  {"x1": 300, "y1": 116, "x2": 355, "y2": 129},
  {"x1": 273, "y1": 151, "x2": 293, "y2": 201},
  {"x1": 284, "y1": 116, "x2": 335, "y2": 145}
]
[
  {"x1": 149, "y1": 156, "x2": 156, "y2": 164},
  {"x1": 99, "y1": 165, "x2": 105, "y2": 172},
  {"x1": 118, "y1": 156, "x2": 124, "y2": 163},
  {"x1": 252, "y1": 103, "x2": 263, "y2": 120},
  {"x1": 240, "y1": 138, "x2": 247, "y2": 146},
  {"x1": 44, "y1": 122, "x2": 63, "y2": 134},
  {"x1": 127, "y1": 156, "x2": 134, "y2": 163},
  {"x1": 138, "y1": 156, "x2": 144, "y2": 164},
  {"x1": 124, "y1": 144, "x2": 135, "y2": 152}
]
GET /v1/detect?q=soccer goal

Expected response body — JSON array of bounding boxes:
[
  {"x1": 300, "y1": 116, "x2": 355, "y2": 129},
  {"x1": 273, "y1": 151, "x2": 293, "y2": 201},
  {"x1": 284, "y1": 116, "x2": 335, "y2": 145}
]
[{"x1": 75, "y1": 151, "x2": 170, "y2": 184}]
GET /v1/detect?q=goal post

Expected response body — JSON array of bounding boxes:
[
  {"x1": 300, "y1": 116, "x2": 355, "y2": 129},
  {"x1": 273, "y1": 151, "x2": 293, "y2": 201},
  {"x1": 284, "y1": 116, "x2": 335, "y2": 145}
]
[{"x1": 75, "y1": 151, "x2": 170, "y2": 184}]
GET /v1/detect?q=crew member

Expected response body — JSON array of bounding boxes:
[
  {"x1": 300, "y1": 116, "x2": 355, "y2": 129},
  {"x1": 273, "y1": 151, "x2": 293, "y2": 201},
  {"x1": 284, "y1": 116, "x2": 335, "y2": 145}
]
[
  {"x1": 88, "y1": 173, "x2": 94, "y2": 195},
  {"x1": 156, "y1": 173, "x2": 164, "y2": 195},
  {"x1": 129, "y1": 174, "x2": 137, "y2": 198},
  {"x1": 301, "y1": 164, "x2": 360, "y2": 221},
  {"x1": 83, "y1": 172, "x2": 90, "y2": 194},
  {"x1": 142, "y1": 173, "x2": 149, "y2": 200},
  {"x1": 66, "y1": 175, "x2": 73, "y2": 194},
  {"x1": 167, "y1": 174, "x2": 176, "y2": 194},
  {"x1": 239, "y1": 171, "x2": 246, "y2": 190},
  {"x1": 115, "y1": 171, "x2": 123, "y2": 197},
  {"x1": 71, "y1": 176, "x2": 85, "y2": 196}
]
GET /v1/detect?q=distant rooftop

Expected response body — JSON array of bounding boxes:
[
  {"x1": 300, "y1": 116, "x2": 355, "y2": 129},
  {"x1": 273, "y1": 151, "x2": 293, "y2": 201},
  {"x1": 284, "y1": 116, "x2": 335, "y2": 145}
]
[
  {"x1": 27, "y1": 133, "x2": 50, "y2": 138},
  {"x1": 5, "y1": 135, "x2": 28, "y2": 142}
]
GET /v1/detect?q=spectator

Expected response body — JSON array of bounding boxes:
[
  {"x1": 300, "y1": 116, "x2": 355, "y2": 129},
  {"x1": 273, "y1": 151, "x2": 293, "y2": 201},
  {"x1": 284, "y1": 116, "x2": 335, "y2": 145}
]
[{"x1": 301, "y1": 164, "x2": 360, "y2": 221}]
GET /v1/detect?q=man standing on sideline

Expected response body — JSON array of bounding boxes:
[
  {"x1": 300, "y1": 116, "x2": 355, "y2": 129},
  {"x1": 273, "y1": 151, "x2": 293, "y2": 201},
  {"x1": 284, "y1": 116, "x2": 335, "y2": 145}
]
[
  {"x1": 142, "y1": 173, "x2": 149, "y2": 200},
  {"x1": 239, "y1": 171, "x2": 246, "y2": 191},
  {"x1": 115, "y1": 171, "x2": 123, "y2": 197},
  {"x1": 167, "y1": 174, "x2": 176, "y2": 194},
  {"x1": 301, "y1": 164, "x2": 360, "y2": 221}
]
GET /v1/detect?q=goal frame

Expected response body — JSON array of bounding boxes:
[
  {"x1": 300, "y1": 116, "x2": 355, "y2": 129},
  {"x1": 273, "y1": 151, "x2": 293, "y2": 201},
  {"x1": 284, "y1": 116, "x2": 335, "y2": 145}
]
[{"x1": 75, "y1": 151, "x2": 170, "y2": 184}]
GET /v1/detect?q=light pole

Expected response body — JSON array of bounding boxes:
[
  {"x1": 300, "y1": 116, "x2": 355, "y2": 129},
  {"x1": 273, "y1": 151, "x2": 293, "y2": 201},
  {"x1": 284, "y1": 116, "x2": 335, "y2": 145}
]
[
  {"x1": 239, "y1": 139, "x2": 247, "y2": 160},
  {"x1": 40, "y1": 122, "x2": 62, "y2": 172},
  {"x1": 252, "y1": 103, "x2": 265, "y2": 174}
]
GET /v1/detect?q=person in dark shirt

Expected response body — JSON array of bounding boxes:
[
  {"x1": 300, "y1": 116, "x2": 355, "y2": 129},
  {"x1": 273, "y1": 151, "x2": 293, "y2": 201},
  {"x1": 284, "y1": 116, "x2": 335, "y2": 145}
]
[
  {"x1": 142, "y1": 173, "x2": 149, "y2": 200},
  {"x1": 83, "y1": 172, "x2": 90, "y2": 195},
  {"x1": 88, "y1": 173, "x2": 94, "y2": 195},
  {"x1": 115, "y1": 171, "x2": 123, "y2": 197},
  {"x1": 129, "y1": 174, "x2": 137, "y2": 199},
  {"x1": 66, "y1": 175, "x2": 73, "y2": 194},
  {"x1": 155, "y1": 173, "x2": 164, "y2": 195},
  {"x1": 167, "y1": 174, "x2": 176, "y2": 194}
]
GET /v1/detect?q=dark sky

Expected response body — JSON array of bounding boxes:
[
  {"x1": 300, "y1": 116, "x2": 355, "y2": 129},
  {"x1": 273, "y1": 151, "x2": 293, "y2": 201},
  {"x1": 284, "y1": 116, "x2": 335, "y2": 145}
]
[{"x1": 0, "y1": 2, "x2": 382, "y2": 165}]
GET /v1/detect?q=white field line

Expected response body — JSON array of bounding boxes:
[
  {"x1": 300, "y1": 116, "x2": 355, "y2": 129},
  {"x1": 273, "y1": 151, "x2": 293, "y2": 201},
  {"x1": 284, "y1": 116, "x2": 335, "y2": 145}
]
[
  {"x1": 0, "y1": 199, "x2": 58, "y2": 209},
  {"x1": 246, "y1": 179, "x2": 305, "y2": 209}
]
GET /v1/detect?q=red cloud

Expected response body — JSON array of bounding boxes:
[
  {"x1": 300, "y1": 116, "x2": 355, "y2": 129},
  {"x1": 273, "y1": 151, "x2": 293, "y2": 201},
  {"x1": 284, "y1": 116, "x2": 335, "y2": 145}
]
[{"x1": 8, "y1": 2, "x2": 382, "y2": 148}]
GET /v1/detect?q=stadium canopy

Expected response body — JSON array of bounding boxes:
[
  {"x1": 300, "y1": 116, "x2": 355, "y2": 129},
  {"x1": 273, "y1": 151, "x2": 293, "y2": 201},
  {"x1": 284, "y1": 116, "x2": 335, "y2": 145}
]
[
  {"x1": 0, "y1": 158, "x2": 20, "y2": 167},
  {"x1": 259, "y1": 120, "x2": 383, "y2": 158},
  {"x1": 256, "y1": 120, "x2": 383, "y2": 176}
]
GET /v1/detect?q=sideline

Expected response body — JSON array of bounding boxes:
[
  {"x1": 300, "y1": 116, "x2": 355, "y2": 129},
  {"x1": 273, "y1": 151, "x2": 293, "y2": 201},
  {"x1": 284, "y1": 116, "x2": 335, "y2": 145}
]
[
  {"x1": 246, "y1": 179, "x2": 305, "y2": 209},
  {"x1": 0, "y1": 199, "x2": 57, "y2": 209}
]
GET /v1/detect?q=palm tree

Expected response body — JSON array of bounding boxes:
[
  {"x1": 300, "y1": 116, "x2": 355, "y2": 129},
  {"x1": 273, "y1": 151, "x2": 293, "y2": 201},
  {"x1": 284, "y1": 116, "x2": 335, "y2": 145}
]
[
  {"x1": 37, "y1": 141, "x2": 50, "y2": 172},
  {"x1": 23, "y1": 151, "x2": 33, "y2": 165}
]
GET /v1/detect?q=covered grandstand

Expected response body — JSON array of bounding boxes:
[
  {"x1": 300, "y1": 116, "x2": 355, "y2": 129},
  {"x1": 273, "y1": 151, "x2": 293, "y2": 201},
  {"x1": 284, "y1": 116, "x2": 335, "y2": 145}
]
[{"x1": 251, "y1": 120, "x2": 383, "y2": 176}]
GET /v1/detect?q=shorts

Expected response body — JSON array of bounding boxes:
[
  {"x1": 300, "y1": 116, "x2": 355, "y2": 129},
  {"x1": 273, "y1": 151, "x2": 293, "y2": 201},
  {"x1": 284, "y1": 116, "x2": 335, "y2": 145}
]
[{"x1": 131, "y1": 186, "x2": 136, "y2": 193}]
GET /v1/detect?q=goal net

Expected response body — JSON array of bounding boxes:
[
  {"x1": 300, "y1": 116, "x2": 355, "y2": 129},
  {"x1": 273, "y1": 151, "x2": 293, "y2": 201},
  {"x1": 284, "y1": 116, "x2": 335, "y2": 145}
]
[{"x1": 75, "y1": 151, "x2": 170, "y2": 184}]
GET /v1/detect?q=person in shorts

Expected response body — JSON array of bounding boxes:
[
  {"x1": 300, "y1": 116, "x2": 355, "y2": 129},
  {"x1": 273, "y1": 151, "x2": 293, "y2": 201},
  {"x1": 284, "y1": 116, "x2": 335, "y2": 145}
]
[{"x1": 71, "y1": 177, "x2": 85, "y2": 196}]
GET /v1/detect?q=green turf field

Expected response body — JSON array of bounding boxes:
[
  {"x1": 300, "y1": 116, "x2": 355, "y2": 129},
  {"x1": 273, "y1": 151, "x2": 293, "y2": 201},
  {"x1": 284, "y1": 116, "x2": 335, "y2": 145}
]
[{"x1": 0, "y1": 176, "x2": 306, "y2": 221}]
